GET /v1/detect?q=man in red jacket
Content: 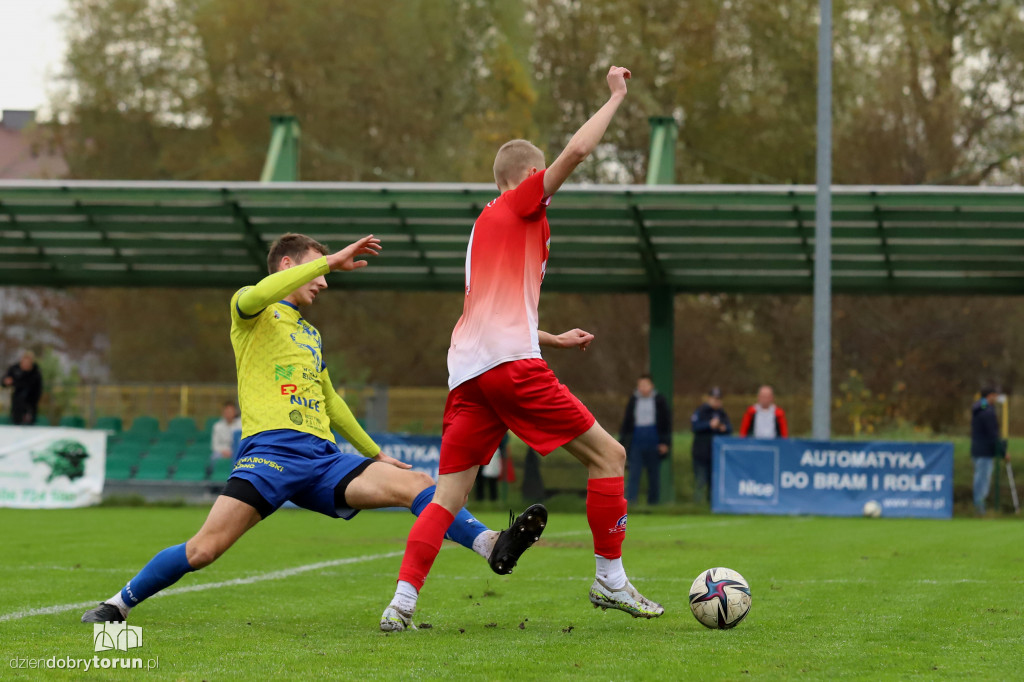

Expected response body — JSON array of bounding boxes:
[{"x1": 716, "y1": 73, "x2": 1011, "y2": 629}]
[{"x1": 739, "y1": 385, "x2": 789, "y2": 439}]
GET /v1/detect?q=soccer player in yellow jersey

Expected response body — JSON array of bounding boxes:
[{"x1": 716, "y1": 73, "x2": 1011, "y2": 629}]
[{"x1": 82, "y1": 233, "x2": 546, "y2": 626}]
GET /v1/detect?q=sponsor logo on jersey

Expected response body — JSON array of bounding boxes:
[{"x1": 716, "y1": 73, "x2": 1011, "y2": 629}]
[
  {"x1": 280, "y1": 384, "x2": 298, "y2": 395},
  {"x1": 290, "y1": 395, "x2": 321, "y2": 412},
  {"x1": 274, "y1": 364, "x2": 295, "y2": 382},
  {"x1": 290, "y1": 319, "x2": 323, "y2": 370},
  {"x1": 609, "y1": 514, "x2": 628, "y2": 534},
  {"x1": 288, "y1": 410, "x2": 303, "y2": 425}
]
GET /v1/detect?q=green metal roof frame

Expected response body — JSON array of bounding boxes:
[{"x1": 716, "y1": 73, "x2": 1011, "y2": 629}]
[{"x1": 2, "y1": 180, "x2": 1024, "y2": 294}]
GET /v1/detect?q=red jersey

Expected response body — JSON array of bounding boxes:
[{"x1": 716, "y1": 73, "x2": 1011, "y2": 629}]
[{"x1": 448, "y1": 169, "x2": 552, "y2": 389}]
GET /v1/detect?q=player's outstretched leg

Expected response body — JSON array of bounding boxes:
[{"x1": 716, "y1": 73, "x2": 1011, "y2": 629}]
[
  {"x1": 410, "y1": 483, "x2": 546, "y2": 574},
  {"x1": 564, "y1": 423, "x2": 664, "y2": 619},
  {"x1": 342, "y1": 464, "x2": 546, "y2": 631},
  {"x1": 409, "y1": 482, "x2": 497, "y2": 563},
  {"x1": 81, "y1": 494, "x2": 261, "y2": 623},
  {"x1": 377, "y1": 468, "x2": 547, "y2": 631}
]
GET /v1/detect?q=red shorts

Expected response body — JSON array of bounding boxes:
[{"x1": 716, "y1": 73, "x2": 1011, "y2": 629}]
[{"x1": 439, "y1": 358, "x2": 596, "y2": 475}]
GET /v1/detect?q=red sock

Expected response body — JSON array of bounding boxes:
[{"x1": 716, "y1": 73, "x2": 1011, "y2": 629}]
[
  {"x1": 397, "y1": 502, "x2": 454, "y2": 591},
  {"x1": 586, "y1": 477, "x2": 627, "y2": 559}
]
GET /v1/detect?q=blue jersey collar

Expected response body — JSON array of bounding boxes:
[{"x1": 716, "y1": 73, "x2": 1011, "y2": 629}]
[{"x1": 277, "y1": 300, "x2": 299, "y2": 311}]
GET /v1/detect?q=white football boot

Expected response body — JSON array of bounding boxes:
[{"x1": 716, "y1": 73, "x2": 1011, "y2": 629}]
[
  {"x1": 588, "y1": 578, "x2": 665, "y2": 619},
  {"x1": 379, "y1": 605, "x2": 417, "y2": 632}
]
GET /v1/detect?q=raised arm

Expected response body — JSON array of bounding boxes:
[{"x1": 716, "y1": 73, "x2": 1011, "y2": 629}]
[
  {"x1": 237, "y1": 236, "x2": 381, "y2": 317},
  {"x1": 543, "y1": 66, "x2": 631, "y2": 198},
  {"x1": 237, "y1": 257, "x2": 329, "y2": 317}
]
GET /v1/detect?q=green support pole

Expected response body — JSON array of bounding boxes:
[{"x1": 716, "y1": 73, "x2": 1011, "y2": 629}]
[
  {"x1": 650, "y1": 287, "x2": 675, "y2": 504},
  {"x1": 646, "y1": 116, "x2": 677, "y2": 185},
  {"x1": 646, "y1": 116, "x2": 678, "y2": 503},
  {"x1": 260, "y1": 115, "x2": 301, "y2": 182}
]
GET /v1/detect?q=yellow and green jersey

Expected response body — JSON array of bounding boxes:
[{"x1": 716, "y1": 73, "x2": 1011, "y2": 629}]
[{"x1": 229, "y1": 257, "x2": 379, "y2": 457}]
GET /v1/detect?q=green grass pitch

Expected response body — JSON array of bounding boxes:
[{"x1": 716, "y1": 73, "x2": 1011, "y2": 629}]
[{"x1": 1, "y1": 507, "x2": 1020, "y2": 680}]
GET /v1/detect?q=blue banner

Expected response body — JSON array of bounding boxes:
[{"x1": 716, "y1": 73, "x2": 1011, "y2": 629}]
[
  {"x1": 335, "y1": 433, "x2": 441, "y2": 480},
  {"x1": 711, "y1": 437, "x2": 953, "y2": 519}
]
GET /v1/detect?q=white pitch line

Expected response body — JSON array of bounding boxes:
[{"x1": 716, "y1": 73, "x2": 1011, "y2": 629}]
[
  {"x1": 0, "y1": 551, "x2": 403, "y2": 623},
  {"x1": 0, "y1": 518, "x2": 739, "y2": 622},
  {"x1": 20, "y1": 566, "x2": 137, "y2": 573}
]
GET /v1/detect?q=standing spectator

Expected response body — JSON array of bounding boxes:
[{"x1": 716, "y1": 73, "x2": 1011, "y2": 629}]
[
  {"x1": 691, "y1": 387, "x2": 732, "y2": 502},
  {"x1": 739, "y1": 385, "x2": 789, "y2": 439},
  {"x1": 3, "y1": 351, "x2": 43, "y2": 425},
  {"x1": 619, "y1": 374, "x2": 672, "y2": 504},
  {"x1": 211, "y1": 401, "x2": 242, "y2": 460},
  {"x1": 970, "y1": 388, "x2": 1007, "y2": 514},
  {"x1": 476, "y1": 432, "x2": 507, "y2": 502}
]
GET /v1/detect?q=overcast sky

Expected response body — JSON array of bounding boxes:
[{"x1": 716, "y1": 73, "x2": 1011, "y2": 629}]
[{"x1": 0, "y1": 0, "x2": 68, "y2": 114}]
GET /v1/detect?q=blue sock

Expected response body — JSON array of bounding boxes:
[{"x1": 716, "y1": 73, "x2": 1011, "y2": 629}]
[
  {"x1": 411, "y1": 485, "x2": 489, "y2": 550},
  {"x1": 121, "y1": 543, "x2": 196, "y2": 606}
]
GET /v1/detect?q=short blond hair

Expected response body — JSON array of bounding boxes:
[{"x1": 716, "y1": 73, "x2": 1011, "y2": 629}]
[{"x1": 493, "y1": 139, "x2": 545, "y2": 188}]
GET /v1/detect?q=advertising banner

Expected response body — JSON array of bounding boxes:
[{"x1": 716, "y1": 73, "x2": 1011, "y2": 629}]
[
  {"x1": 335, "y1": 433, "x2": 441, "y2": 480},
  {"x1": 712, "y1": 437, "x2": 953, "y2": 519},
  {"x1": 0, "y1": 426, "x2": 108, "y2": 508}
]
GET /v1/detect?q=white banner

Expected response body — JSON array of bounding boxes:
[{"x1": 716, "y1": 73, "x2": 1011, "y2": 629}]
[{"x1": 0, "y1": 426, "x2": 107, "y2": 508}]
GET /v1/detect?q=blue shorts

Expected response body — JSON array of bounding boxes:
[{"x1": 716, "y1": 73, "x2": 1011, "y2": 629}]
[{"x1": 227, "y1": 429, "x2": 372, "y2": 519}]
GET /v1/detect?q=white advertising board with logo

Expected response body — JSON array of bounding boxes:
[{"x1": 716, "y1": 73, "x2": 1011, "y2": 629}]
[{"x1": 0, "y1": 426, "x2": 107, "y2": 508}]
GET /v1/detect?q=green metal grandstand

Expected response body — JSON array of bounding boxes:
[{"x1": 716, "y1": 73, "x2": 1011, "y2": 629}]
[{"x1": 2, "y1": 180, "x2": 1023, "y2": 294}]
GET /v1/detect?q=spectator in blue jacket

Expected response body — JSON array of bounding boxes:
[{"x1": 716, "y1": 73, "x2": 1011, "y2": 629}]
[
  {"x1": 691, "y1": 387, "x2": 732, "y2": 503},
  {"x1": 971, "y1": 388, "x2": 1007, "y2": 514},
  {"x1": 619, "y1": 374, "x2": 672, "y2": 505}
]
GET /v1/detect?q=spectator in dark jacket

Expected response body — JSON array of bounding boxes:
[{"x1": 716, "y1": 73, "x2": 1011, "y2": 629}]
[
  {"x1": 739, "y1": 385, "x2": 789, "y2": 439},
  {"x1": 3, "y1": 351, "x2": 43, "y2": 425},
  {"x1": 970, "y1": 387, "x2": 1007, "y2": 514},
  {"x1": 691, "y1": 387, "x2": 732, "y2": 502},
  {"x1": 619, "y1": 374, "x2": 672, "y2": 504}
]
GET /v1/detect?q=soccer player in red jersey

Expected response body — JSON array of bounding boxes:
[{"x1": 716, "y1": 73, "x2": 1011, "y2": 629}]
[{"x1": 381, "y1": 65, "x2": 663, "y2": 631}]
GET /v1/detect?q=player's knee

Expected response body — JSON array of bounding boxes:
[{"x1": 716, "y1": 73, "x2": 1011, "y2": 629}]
[
  {"x1": 412, "y1": 471, "x2": 435, "y2": 491},
  {"x1": 401, "y1": 471, "x2": 436, "y2": 506},
  {"x1": 432, "y1": 485, "x2": 469, "y2": 514},
  {"x1": 609, "y1": 440, "x2": 627, "y2": 465},
  {"x1": 596, "y1": 440, "x2": 626, "y2": 474}
]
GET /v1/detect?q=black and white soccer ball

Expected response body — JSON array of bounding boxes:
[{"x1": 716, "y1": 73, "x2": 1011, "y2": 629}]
[{"x1": 688, "y1": 567, "x2": 751, "y2": 629}]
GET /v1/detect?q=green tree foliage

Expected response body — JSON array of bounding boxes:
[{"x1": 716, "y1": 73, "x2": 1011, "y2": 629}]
[
  {"x1": 57, "y1": 0, "x2": 537, "y2": 181},
  {"x1": 834, "y1": 0, "x2": 1024, "y2": 184},
  {"x1": 55, "y1": 0, "x2": 1024, "y2": 182}
]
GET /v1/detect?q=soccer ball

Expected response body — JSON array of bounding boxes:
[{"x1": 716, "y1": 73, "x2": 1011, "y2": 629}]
[
  {"x1": 863, "y1": 500, "x2": 882, "y2": 518},
  {"x1": 688, "y1": 567, "x2": 751, "y2": 629}
]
